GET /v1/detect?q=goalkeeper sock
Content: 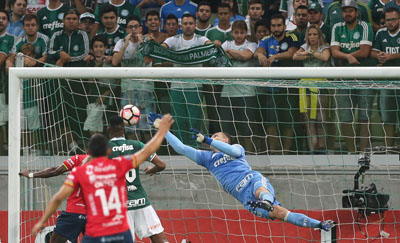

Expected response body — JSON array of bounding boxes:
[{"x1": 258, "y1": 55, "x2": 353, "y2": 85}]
[
  {"x1": 285, "y1": 211, "x2": 321, "y2": 228},
  {"x1": 259, "y1": 191, "x2": 274, "y2": 203}
]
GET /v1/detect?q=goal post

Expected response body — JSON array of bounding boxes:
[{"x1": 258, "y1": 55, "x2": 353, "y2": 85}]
[
  {"x1": 8, "y1": 66, "x2": 400, "y2": 242},
  {"x1": 8, "y1": 66, "x2": 400, "y2": 79}
]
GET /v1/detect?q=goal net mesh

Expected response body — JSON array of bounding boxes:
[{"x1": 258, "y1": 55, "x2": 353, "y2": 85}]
[{"x1": 11, "y1": 66, "x2": 400, "y2": 243}]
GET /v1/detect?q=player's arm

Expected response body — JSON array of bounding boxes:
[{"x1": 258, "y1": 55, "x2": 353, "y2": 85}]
[
  {"x1": 148, "y1": 113, "x2": 199, "y2": 162},
  {"x1": 32, "y1": 184, "x2": 74, "y2": 237},
  {"x1": 19, "y1": 164, "x2": 68, "y2": 178},
  {"x1": 191, "y1": 128, "x2": 243, "y2": 158},
  {"x1": 165, "y1": 131, "x2": 199, "y2": 161},
  {"x1": 144, "y1": 155, "x2": 166, "y2": 176},
  {"x1": 131, "y1": 114, "x2": 174, "y2": 168}
]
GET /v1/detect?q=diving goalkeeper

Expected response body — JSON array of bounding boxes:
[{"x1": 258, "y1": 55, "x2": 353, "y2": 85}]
[{"x1": 149, "y1": 113, "x2": 334, "y2": 231}]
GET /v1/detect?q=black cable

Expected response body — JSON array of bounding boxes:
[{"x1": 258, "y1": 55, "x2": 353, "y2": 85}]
[{"x1": 356, "y1": 210, "x2": 386, "y2": 242}]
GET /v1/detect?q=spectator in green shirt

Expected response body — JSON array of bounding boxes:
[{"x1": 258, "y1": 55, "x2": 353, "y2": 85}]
[
  {"x1": 370, "y1": 7, "x2": 400, "y2": 147},
  {"x1": 324, "y1": 0, "x2": 372, "y2": 30},
  {"x1": 331, "y1": 0, "x2": 375, "y2": 153},
  {"x1": 49, "y1": 9, "x2": 90, "y2": 152}
]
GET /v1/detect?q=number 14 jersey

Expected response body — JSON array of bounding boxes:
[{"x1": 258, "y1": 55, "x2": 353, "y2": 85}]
[{"x1": 64, "y1": 155, "x2": 135, "y2": 237}]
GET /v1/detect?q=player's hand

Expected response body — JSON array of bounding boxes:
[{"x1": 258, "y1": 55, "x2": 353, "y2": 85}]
[
  {"x1": 32, "y1": 221, "x2": 45, "y2": 238},
  {"x1": 19, "y1": 170, "x2": 30, "y2": 178},
  {"x1": 143, "y1": 165, "x2": 155, "y2": 176},
  {"x1": 148, "y1": 112, "x2": 162, "y2": 128},
  {"x1": 190, "y1": 128, "x2": 213, "y2": 145},
  {"x1": 158, "y1": 114, "x2": 174, "y2": 132}
]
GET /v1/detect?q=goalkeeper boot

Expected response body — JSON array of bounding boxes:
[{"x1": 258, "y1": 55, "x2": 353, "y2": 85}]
[
  {"x1": 319, "y1": 220, "x2": 335, "y2": 231},
  {"x1": 247, "y1": 200, "x2": 274, "y2": 212}
]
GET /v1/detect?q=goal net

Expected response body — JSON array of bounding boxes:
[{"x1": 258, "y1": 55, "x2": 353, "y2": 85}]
[{"x1": 8, "y1": 64, "x2": 400, "y2": 243}]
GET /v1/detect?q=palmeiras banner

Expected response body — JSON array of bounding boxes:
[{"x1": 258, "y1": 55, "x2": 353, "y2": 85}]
[{"x1": 139, "y1": 40, "x2": 233, "y2": 67}]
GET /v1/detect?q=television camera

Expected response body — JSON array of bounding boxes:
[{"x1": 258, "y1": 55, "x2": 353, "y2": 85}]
[{"x1": 342, "y1": 146, "x2": 392, "y2": 217}]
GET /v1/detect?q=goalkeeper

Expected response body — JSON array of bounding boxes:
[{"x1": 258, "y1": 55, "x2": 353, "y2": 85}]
[{"x1": 149, "y1": 113, "x2": 334, "y2": 231}]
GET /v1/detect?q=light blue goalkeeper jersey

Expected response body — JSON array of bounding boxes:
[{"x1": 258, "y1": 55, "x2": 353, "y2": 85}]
[
  {"x1": 196, "y1": 145, "x2": 260, "y2": 198},
  {"x1": 165, "y1": 132, "x2": 262, "y2": 200}
]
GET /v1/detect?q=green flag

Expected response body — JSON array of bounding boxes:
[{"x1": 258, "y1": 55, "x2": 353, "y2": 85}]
[{"x1": 139, "y1": 40, "x2": 233, "y2": 67}]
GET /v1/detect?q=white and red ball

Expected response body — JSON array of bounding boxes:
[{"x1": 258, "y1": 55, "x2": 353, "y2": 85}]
[{"x1": 119, "y1": 104, "x2": 140, "y2": 126}]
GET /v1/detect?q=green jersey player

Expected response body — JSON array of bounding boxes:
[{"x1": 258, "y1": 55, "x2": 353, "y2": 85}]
[{"x1": 107, "y1": 116, "x2": 168, "y2": 243}]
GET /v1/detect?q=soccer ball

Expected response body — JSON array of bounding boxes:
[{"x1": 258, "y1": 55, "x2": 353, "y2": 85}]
[{"x1": 119, "y1": 104, "x2": 140, "y2": 126}]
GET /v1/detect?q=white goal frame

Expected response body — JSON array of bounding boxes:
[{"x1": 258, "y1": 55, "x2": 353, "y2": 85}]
[{"x1": 8, "y1": 66, "x2": 400, "y2": 242}]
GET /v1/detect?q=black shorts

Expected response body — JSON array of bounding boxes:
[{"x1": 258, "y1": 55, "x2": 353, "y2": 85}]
[
  {"x1": 82, "y1": 230, "x2": 133, "y2": 243},
  {"x1": 54, "y1": 211, "x2": 86, "y2": 242}
]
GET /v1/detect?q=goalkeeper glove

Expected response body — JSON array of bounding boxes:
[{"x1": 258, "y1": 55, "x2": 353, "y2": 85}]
[
  {"x1": 190, "y1": 128, "x2": 213, "y2": 145},
  {"x1": 148, "y1": 112, "x2": 162, "y2": 129}
]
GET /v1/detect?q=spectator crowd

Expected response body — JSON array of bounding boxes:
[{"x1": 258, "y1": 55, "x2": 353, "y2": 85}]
[{"x1": 0, "y1": 0, "x2": 400, "y2": 156}]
